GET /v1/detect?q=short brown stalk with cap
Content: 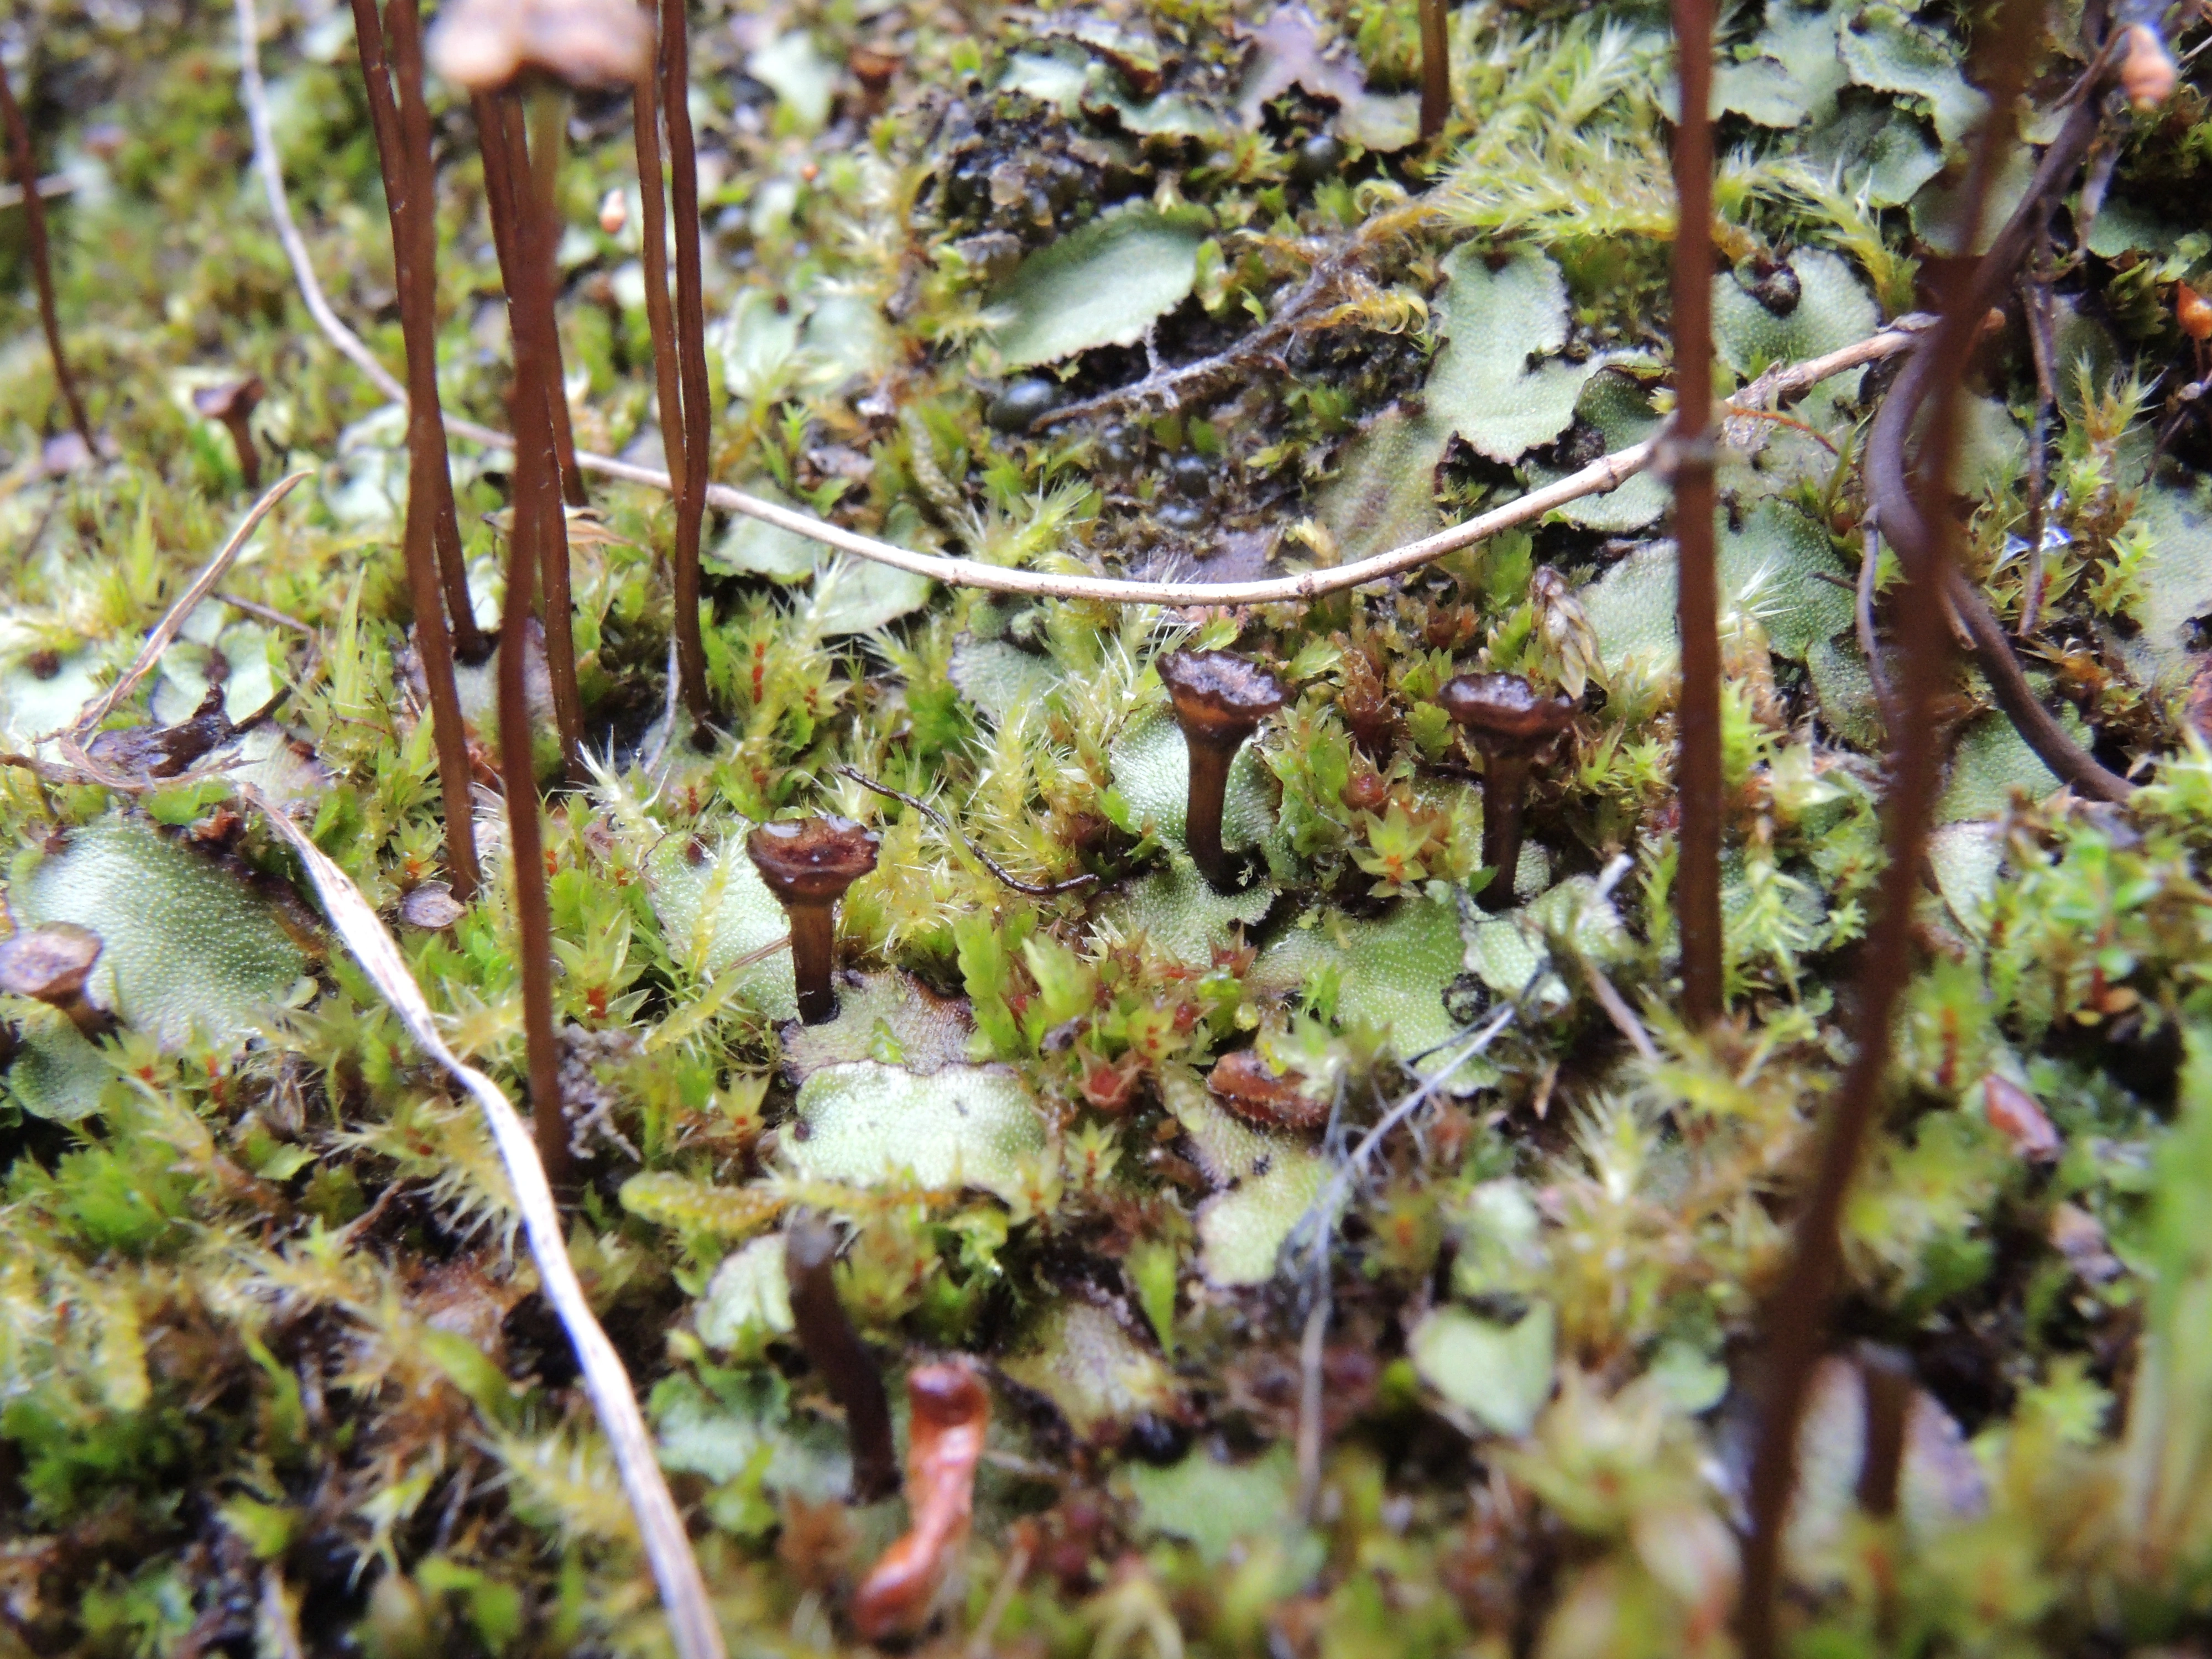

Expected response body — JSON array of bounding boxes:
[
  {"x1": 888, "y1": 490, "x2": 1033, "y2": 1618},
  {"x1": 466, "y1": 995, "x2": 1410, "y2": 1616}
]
[
  {"x1": 1438, "y1": 672, "x2": 1574, "y2": 912},
  {"x1": 782, "y1": 1211, "x2": 899, "y2": 1501},
  {"x1": 0, "y1": 922, "x2": 114, "y2": 1040},
  {"x1": 192, "y1": 377, "x2": 265, "y2": 492},
  {"x1": 745, "y1": 817, "x2": 880, "y2": 1024},
  {"x1": 0, "y1": 56, "x2": 93, "y2": 453},
  {"x1": 1158, "y1": 649, "x2": 1284, "y2": 894}
]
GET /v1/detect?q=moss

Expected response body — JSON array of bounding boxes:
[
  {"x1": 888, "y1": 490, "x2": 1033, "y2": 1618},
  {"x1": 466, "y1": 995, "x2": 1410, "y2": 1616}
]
[{"x1": 5, "y1": 0, "x2": 2212, "y2": 1650}]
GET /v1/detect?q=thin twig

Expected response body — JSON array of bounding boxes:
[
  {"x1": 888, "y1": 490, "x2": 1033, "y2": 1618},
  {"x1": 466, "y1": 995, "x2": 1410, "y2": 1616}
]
[
  {"x1": 964, "y1": 1542, "x2": 1034, "y2": 1659},
  {"x1": 1856, "y1": 517, "x2": 1898, "y2": 731},
  {"x1": 1861, "y1": 59, "x2": 2132, "y2": 804},
  {"x1": 215, "y1": 591, "x2": 315, "y2": 633},
  {"x1": 233, "y1": 23, "x2": 1925, "y2": 610},
  {"x1": 832, "y1": 764, "x2": 1097, "y2": 897},
  {"x1": 1584, "y1": 961, "x2": 1659, "y2": 1062},
  {"x1": 66, "y1": 472, "x2": 310, "y2": 737},
  {"x1": 1035, "y1": 208, "x2": 1442, "y2": 434},
  {"x1": 237, "y1": 786, "x2": 729, "y2": 1659},
  {"x1": 0, "y1": 170, "x2": 71, "y2": 210},
  {"x1": 1292, "y1": 999, "x2": 1523, "y2": 1275},
  {"x1": 1738, "y1": 14, "x2": 2047, "y2": 1656},
  {"x1": 1293, "y1": 1290, "x2": 1331, "y2": 1522},
  {"x1": 0, "y1": 56, "x2": 93, "y2": 448},
  {"x1": 236, "y1": 0, "x2": 409, "y2": 406}
]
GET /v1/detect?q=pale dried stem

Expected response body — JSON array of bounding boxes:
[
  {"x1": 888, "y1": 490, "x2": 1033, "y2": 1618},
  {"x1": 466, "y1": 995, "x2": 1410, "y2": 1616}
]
[
  {"x1": 234, "y1": 15, "x2": 1928, "y2": 610},
  {"x1": 237, "y1": 787, "x2": 729, "y2": 1659},
  {"x1": 66, "y1": 471, "x2": 310, "y2": 738}
]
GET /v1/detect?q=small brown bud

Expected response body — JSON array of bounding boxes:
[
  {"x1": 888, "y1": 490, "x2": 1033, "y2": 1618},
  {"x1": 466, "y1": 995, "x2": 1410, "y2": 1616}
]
[{"x1": 2121, "y1": 23, "x2": 2178, "y2": 112}]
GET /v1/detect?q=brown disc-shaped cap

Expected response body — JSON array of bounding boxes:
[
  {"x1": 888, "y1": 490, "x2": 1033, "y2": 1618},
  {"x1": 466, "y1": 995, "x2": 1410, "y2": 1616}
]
[
  {"x1": 1438, "y1": 672, "x2": 1575, "y2": 749},
  {"x1": 429, "y1": 0, "x2": 653, "y2": 91},
  {"x1": 0, "y1": 922, "x2": 103, "y2": 1006},
  {"x1": 192, "y1": 375, "x2": 264, "y2": 424},
  {"x1": 746, "y1": 817, "x2": 881, "y2": 905},
  {"x1": 1159, "y1": 649, "x2": 1285, "y2": 745}
]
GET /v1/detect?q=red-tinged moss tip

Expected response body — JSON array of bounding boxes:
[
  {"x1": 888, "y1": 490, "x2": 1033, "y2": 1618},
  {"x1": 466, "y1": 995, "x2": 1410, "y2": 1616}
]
[
  {"x1": 1208, "y1": 1047, "x2": 1327, "y2": 1130},
  {"x1": 1159, "y1": 649, "x2": 1285, "y2": 747},
  {"x1": 1438, "y1": 672, "x2": 1575, "y2": 748},
  {"x1": 0, "y1": 922, "x2": 102, "y2": 1006},
  {"x1": 745, "y1": 816, "x2": 881, "y2": 906}
]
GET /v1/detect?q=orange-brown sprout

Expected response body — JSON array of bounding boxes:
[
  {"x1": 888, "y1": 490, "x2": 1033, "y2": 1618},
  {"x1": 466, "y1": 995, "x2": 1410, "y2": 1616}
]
[{"x1": 849, "y1": 1363, "x2": 990, "y2": 1643}]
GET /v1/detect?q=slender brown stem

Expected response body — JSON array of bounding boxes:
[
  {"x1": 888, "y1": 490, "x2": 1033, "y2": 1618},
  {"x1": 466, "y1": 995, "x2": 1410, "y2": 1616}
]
[
  {"x1": 1854, "y1": 1347, "x2": 1913, "y2": 1518},
  {"x1": 0, "y1": 56, "x2": 93, "y2": 450},
  {"x1": 521, "y1": 92, "x2": 587, "y2": 779},
  {"x1": 354, "y1": 0, "x2": 482, "y2": 900},
  {"x1": 631, "y1": 24, "x2": 686, "y2": 504},
  {"x1": 386, "y1": 0, "x2": 490, "y2": 663},
  {"x1": 495, "y1": 103, "x2": 572, "y2": 1201},
  {"x1": 1670, "y1": 0, "x2": 1723, "y2": 1028},
  {"x1": 784, "y1": 1211, "x2": 899, "y2": 1502},
  {"x1": 660, "y1": 0, "x2": 713, "y2": 726},
  {"x1": 1862, "y1": 79, "x2": 2131, "y2": 804},
  {"x1": 1736, "y1": 15, "x2": 2040, "y2": 1655},
  {"x1": 478, "y1": 92, "x2": 583, "y2": 779},
  {"x1": 1417, "y1": 0, "x2": 1450, "y2": 142},
  {"x1": 503, "y1": 96, "x2": 588, "y2": 512}
]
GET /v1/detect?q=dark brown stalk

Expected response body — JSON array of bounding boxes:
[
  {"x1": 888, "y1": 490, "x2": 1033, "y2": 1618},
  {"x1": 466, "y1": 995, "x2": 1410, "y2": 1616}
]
[
  {"x1": 659, "y1": 0, "x2": 713, "y2": 726},
  {"x1": 1417, "y1": 0, "x2": 1450, "y2": 142},
  {"x1": 630, "y1": 19, "x2": 687, "y2": 504},
  {"x1": 386, "y1": 0, "x2": 491, "y2": 664},
  {"x1": 520, "y1": 92, "x2": 587, "y2": 778},
  {"x1": 1862, "y1": 80, "x2": 2132, "y2": 804},
  {"x1": 477, "y1": 92, "x2": 584, "y2": 779},
  {"x1": 1736, "y1": 14, "x2": 2039, "y2": 1655},
  {"x1": 352, "y1": 0, "x2": 482, "y2": 900},
  {"x1": 502, "y1": 96, "x2": 588, "y2": 511},
  {"x1": 784, "y1": 1212, "x2": 899, "y2": 1502},
  {"x1": 1853, "y1": 1347, "x2": 1914, "y2": 1519},
  {"x1": 1669, "y1": 0, "x2": 1723, "y2": 1027},
  {"x1": 0, "y1": 56, "x2": 93, "y2": 451},
  {"x1": 495, "y1": 101, "x2": 572, "y2": 1199}
]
